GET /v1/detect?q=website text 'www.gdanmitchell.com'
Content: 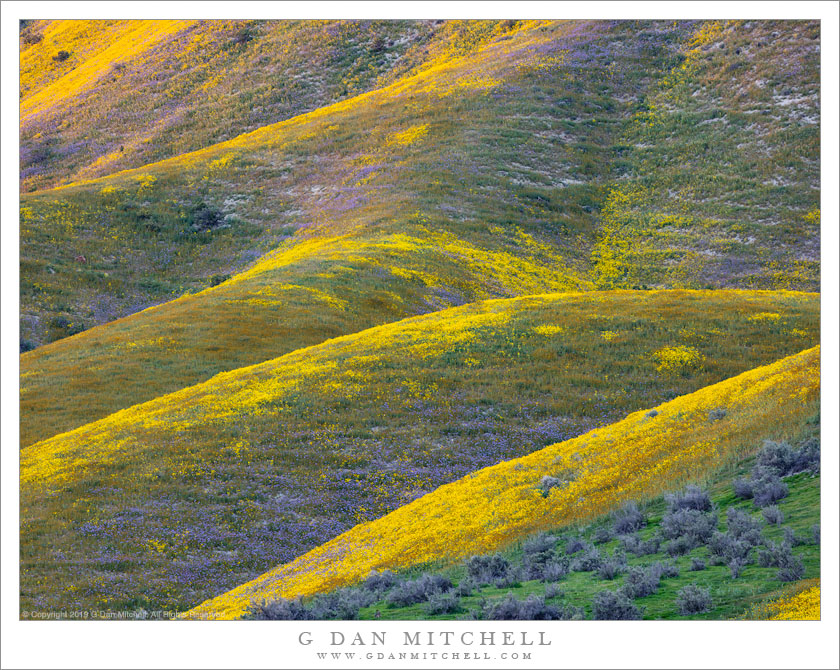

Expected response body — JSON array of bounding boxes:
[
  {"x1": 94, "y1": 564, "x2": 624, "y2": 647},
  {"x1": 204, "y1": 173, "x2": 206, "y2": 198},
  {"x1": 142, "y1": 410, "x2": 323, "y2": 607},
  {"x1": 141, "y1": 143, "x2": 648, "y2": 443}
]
[{"x1": 302, "y1": 630, "x2": 548, "y2": 663}]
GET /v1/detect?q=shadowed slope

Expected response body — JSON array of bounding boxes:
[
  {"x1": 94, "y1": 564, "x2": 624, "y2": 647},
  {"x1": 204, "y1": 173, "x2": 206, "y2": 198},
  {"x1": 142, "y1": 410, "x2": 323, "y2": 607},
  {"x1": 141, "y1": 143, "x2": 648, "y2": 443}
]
[
  {"x1": 22, "y1": 20, "x2": 689, "y2": 443},
  {"x1": 21, "y1": 19, "x2": 509, "y2": 191},
  {"x1": 20, "y1": 290, "x2": 817, "y2": 614},
  {"x1": 183, "y1": 346, "x2": 819, "y2": 619}
]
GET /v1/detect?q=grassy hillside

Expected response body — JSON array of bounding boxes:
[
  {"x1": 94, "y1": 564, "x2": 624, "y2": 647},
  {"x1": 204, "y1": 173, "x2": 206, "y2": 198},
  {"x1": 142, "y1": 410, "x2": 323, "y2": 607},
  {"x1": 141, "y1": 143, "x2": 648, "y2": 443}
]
[
  {"x1": 20, "y1": 290, "x2": 817, "y2": 615},
  {"x1": 183, "y1": 346, "x2": 819, "y2": 619},
  {"x1": 20, "y1": 19, "x2": 509, "y2": 191},
  {"x1": 21, "y1": 19, "x2": 691, "y2": 443},
  {"x1": 242, "y1": 434, "x2": 820, "y2": 621},
  {"x1": 591, "y1": 20, "x2": 820, "y2": 291},
  {"x1": 20, "y1": 20, "x2": 819, "y2": 449}
]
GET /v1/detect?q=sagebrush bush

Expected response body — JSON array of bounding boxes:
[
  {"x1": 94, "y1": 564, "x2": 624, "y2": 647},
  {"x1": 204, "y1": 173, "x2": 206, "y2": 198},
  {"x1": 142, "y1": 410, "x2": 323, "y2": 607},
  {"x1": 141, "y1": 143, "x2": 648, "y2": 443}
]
[
  {"x1": 676, "y1": 584, "x2": 712, "y2": 615},
  {"x1": 777, "y1": 554, "x2": 805, "y2": 582},
  {"x1": 665, "y1": 485, "x2": 713, "y2": 512},
  {"x1": 726, "y1": 507, "x2": 763, "y2": 545},
  {"x1": 540, "y1": 560, "x2": 570, "y2": 582},
  {"x1": 425, "y1": 591, "x2": 461, "y2": 615},
  {"x1": 762, "y1": 505, "x2": 784, "y2": 525},
  {"x1": 752, "y1": 474, "x2": 788, "y2": 507},
  {"x1": 308, "y1": 588, "x2": 374, "y2": 620},
  {"x1": 544, "y1": 583, "x2": 562, "y2": 599},
  {"x1": 363, "y1": 570, "x2": 398, "y2": 593},
  {"x1": 592, "y1": 590, "x2": 642, "y2": 620},
  {"x1": 690, "y1": 557, "x2": 706, "y2": 571},
  {"x1": 597, "y1": 557, "x2": 626, "y2": 580},
  {"x1": 245, "y1": 597, "x2": 310, "y2": 620},
  {"x1": 622, "y1": 565, "x2": 661, "y2": 598},
  {"x1": 733, "y1": 478, "x2": 754, "y2": 499},
  {"x1": 455, "y1": 577, "x2": 477, "y2": 597},
  {"x1": 385, "y1": 574, "x2": 452, "y2": 607},
  {"x1": 661, "y1": 508, "x2": 717, "y2": 545},
  {"x1": 522, "y1": 533, "x2": 559, "y2": 578},
  {"x1": 613, "y1": 502, "x2": 645, "y2": 534},
  {"x1": 708, "y1": 408, "x2": 727, "y2": 422},
  {"x1": 484, "y1": 594, "x2": 581, "y2": 620},
  {"x1": 570, "y1": 545, "x2": 602, "y2": 572},
  {"x1": 465, "y1": 554, "x2": 511, "y2": 584},
  {"x1": 565, "y1": 536, "x2": 585, "y2": 554},
  {"x1": 593, "y1": 526, "x2": 615, "y2": 544},
  {"x1": 812, "y1": 524, "x2": 821, "y2": 545}
]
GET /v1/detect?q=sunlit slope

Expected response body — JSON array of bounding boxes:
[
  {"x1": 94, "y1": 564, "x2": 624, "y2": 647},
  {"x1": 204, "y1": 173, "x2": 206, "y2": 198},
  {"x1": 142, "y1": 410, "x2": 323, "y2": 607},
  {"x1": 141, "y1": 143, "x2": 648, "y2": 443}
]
[
  {"x1": 20, "y1": 290, "x2": 818, "y2": 613},
  {"x1": 20, "y1": 20, "x2": 694, "y2": 443},
  {"x1": 22, "y1": 19, "x2": 666, "y2": 349},
  {"x1": 184, "y1": 346, "x2": 820, "y2": 619},
  {"x1": 591, "y1": 20, "x2": 820, "y2": 291},
  {"x1": 20, "y1": 19, "x2": 503, "y2": 191},
  {"x1": 747, "y1": 580, "x2": 820, "y2": 620}
]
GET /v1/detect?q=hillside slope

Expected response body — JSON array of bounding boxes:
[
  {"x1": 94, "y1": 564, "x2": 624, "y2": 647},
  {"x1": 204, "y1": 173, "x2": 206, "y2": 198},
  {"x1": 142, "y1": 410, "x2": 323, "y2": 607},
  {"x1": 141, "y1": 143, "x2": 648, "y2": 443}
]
[
  {"x1": 20, "y1": 290, "x2": 818, "y2": 614},
  {"x1": 183, "y1": 346, "x2": 819, "y2": 619},
  {"x1": 20, "y1": 19, "x2": 685, "y2": 443},
  {"x1": 20, "y1": 19, "x2": 507, "y2": 191},
  {"x1": 20, "y1": 20, "x2": 819, "y2": 447}
]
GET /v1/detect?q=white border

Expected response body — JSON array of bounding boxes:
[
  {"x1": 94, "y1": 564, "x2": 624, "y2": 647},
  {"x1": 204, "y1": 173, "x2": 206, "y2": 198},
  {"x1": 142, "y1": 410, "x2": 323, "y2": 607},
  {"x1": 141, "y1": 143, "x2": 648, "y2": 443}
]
[{"x1": 2, "y1": 2, "x2": 839, "y2": 669}]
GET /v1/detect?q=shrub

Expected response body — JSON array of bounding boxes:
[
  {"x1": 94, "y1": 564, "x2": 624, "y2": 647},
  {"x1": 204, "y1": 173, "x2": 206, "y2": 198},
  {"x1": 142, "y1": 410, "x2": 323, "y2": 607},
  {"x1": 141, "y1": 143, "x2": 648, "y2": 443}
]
[
  {"x1": 592, "y1": 590, "x2": 642, "y2": 620},
  {"x1": 622, "y1": 565, "x2": 661, "y2": 598},
  {"x1": 593, "y1": 526, "x2": 615, "y2": 544},
  {"x1": 522, "y1": 533, "x2": 558, "y2": 578},
  {"x1": 597, "y1": 557, "x2": 626, "y2": 580},
  {"x1": 757, "y1": 541, "x2": 792, "y2": 568},
  {"x1": 729, "y1": 557, "x2": 746, "y2": 579},
  {"x1": 425, "y1": 591, "x2": 461, "y2": 615},
  {"x1": 676, "y1": 584, "x2": 712, "y2": 615},
  {"x1": 363, "y1": 570, "x2": 398, "y2": 593},
  {"x1": 658, "y1": 561, "x2": 680, "y2": 579},
  {"x1": 385, "y1": 574, "x2": 452, "y2": 607},
  {"x1": 486, "y1": 594, "x2": 584, "y2": 621},
  {"x1": 777, "y1": 554, "x2": 805, "y2": 582},
  {"x1": 733, "y1": 478, "x2": 754, "y2": 499},
  {"x1": 540, "y1": 560, "x2": 570, "y2": 582},
  {"x1": 665, "y1": 535, "x2": 696, "y2": 557},
  {"x1": 752, "y1": 474, "x2": 788, "y2": 507},
  {"x1": 53, "y1": 50, "x2": 70, "y2": 62},
  {"x1": 493, "y1": 568, "x2": 523, "y2": 589},
  {"x1": 544, "y1": 583, "x2": 562, "y2": 599},
  {"x1": 661, "y1": 508, "x2": 717, "y2": 545},
  {"x1": 20, "y1": 339, "x2": 37, "y2": 353},
  {"x1": 308, "y1": 588, "x2": 373, "y2": 620},
  {"x1": 665, "y1": 485, "x2": 713, "y2": 512},
  {"x1": 245, "y1": 597, "x2": 309, "y2": 620},
  {"x1": 613, "y1": 502, "x2": 645, "y2": 534},
  {"x1": 570, "y1": 545, "x2": 602, "y2": 572},
  {"x1": 565, "y1": 536, "x2": 585, "y2": 554},
  {"x1": 538, "y1": 476, "x2": 561, "y2": 496},
  {"x1": 812, "y1": 524, "x2": 821, "y2": 545},
  {"x1": 646, "y1": 409, "x2": 658, "y2": 418},
  {"x1": 465, "y1": 554, "x2": 511, "y2": 584},
  {"x1": 690, "y1": 557, "x2": 706, "y2": 571},
  {"x1": 455, "y1": 577, "x2": 477, "y2": 597},
  {"x1": 189, "y1": 203, "x2": 225, "y2": 232},
  {"x1": 726, "y1": 507, "x2": 763, "y2": 546},
  {"x1": 21, "y1": 31, "x2": 43, "y2": 44},
  {"x1": 708, "y1": 408, "x2": 727, "y2": 421},
  {"x1": 210, "y1": 273, "x2": 231, "y2": 287},
  {"x1": 762, "y1": 506, "x2": 784, "y2": 525}
]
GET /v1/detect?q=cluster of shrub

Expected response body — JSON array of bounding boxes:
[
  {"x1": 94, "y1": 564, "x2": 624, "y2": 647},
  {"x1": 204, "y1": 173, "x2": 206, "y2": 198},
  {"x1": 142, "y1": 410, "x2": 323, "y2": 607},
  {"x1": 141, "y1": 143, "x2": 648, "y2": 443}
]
[{"x1": 246, "y1": 438, "x2": 819, "y2": 620}]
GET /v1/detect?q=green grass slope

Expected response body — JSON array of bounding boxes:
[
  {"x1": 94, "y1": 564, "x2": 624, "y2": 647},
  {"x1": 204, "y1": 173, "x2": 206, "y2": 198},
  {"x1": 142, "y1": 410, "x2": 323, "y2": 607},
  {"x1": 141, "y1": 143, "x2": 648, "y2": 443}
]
[{"x1": 20, "y1": 290, "x2": 817, "y2": 614}]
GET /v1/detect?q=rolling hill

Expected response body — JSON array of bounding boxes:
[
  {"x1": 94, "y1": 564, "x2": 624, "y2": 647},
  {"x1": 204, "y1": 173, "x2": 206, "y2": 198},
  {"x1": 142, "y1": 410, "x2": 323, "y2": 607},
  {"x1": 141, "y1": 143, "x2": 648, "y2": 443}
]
[
  {"x1": 20, "y1": 20, "x2": 819, "y2": 449},
  {"x1": 17, "y1": 18, "x2": 822, "y2": 625},
  {"x1": 20, "y1": 290, "x2": 817, "y2": 615},
  {"x1": 182, "y1": 346, "x2": 819, "y2": 619}
]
